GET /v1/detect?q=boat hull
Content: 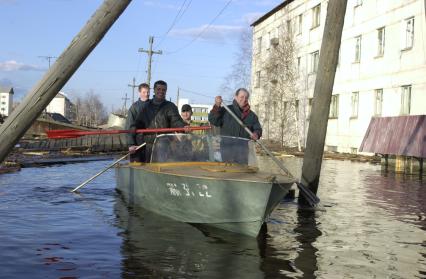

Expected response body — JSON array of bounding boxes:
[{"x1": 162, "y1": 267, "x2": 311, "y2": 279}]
[{"x1": 115, "y1": 164, "x2": 292, "y2": 237}]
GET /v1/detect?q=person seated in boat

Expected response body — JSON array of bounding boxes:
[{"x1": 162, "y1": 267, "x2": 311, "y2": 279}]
[
  {"x1": 208, "y1": 88, "x2": 262, "y2": 164},
  {"x1": 134, "y1": 80, "x2": 188, "y2": 162},
  {"x1": 180, "y1": 104, "x2": 193, "y2": 125},
  {"x1": 126, "y1": 82, "x2": 150, "y2": 162}
]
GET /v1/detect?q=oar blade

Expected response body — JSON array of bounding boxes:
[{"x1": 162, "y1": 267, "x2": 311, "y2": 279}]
[{"x1": 296, "y1": 182, "x2": 320, "y2": 207}]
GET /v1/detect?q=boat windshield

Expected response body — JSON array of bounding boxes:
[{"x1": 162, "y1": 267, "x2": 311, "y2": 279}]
[{"x1": 150, "y1": 134, "x2": 257, "y2": 167}]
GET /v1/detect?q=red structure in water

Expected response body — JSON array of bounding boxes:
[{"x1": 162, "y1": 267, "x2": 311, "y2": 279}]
[{"x1": 359, "y1": 115, "x2": 426, "y2": 158}]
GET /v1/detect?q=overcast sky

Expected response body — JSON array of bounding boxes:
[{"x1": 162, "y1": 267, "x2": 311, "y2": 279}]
[{"x1": 0, "y1": 0, "x2": 281, "y2": 111}]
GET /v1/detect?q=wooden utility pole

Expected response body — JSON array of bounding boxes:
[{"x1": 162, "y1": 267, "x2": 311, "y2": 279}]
[
  {"x1": 138, "y1": 36, "x2": 162, "y2": 88},
  {"x1": 0, "y1": 0, "x2": 132, "y2": 164},
  {"x1": 299, "y1": 0, "x2": 348, "y2": 205},
  {"x1": 128, "y1": 77, "x2": 137, "y2": 103},
  {"x1": 176, "y1": 87, "x2": 180, "y2": 105},
  {"x1": 38, "y1": 55, "x2": 57, "y2": 68},
  {"x1": 121, "y1": 92, "x2": 130, "y2": 115}
]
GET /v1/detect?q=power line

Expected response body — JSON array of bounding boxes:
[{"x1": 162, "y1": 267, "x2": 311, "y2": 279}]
[
  {"x1": 155, "y1": 0, "x2": 193, "y2": 48},
  {"x1": 180, "y1": 87, "x2": 233, "y2": 103},
  {"x1": 165, "y1": 0, "x2": 233, "y2": 55}
]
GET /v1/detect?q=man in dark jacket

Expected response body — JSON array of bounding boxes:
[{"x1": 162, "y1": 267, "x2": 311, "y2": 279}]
[
  {"x1": 208, "y1": 88, "x2": 262, "y2": 164},
  {"x1": 126, "y1": 82, "x2": 150, "y2": 162},
  {"x1": 134, "y1": 80, "x2": 186, "y2": 162}
]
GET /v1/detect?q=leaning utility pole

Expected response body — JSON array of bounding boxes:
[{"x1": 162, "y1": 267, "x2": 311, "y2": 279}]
[
  {"x1": 0, "y1": 0, "x2": 132, "y2": 164},
  {"x1": 128, "y1": 77, "x2": 137, "y2": 103},
  {"x1": 299, "y1": 0, "x2": 348, "y2": 205},
  {"x1": 138, "y1": 36, "x2": 162, "y2": 88}
]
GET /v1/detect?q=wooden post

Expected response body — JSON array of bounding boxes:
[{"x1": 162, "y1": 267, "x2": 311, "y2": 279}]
[
  {"x1": 0, "y1": 0, "x2": 132, "y2": 163},
  {"x1": 299, "y1": 0, "x2": 348, "y2": 205}
]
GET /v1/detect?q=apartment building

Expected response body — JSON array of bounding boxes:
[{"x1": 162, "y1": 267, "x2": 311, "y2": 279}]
[
  {"x1": 0, "y1": 86, "x2": 14, "y2": 117},
  {"x1": 46, "y1": 91, "x2": 76, "y2": 121},
  {"x1": 251, "y1": 0, "x2": 426, "y2": 153}
]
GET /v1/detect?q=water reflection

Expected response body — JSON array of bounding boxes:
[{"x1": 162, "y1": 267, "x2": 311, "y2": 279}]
[{"x1": 0, "y1": 158, "x2": 425, "y2": 278}]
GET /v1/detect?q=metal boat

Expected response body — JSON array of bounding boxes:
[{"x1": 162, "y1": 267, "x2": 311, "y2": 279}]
[{"x1": 115, "y1": 134, "x2": 294, "y2": 237}]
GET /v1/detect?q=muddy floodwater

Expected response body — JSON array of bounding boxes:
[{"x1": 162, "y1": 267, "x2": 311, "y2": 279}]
[{"x1": 0, "y1": 157, "x2": 424, "y2": 278}]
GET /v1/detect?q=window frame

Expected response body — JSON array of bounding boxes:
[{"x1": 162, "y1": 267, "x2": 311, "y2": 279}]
[
  {"x1": 374, "y1": 89, "x2": 383, "y2": 116},
  {"x1": 310, "y1": 50, "x2": 319, "y2": 74},
  {"x1": 404, "y1": 17, "x2": 414, "y2": 50},
  {"x1": 400, "y1": 85, "x2": 411, "y2": 115},
  {"x1": 329, "y1": 94, "x2": 339, "y2": 118},
  {"x1": 377, "y1": 27, "x2": 385, "y2": 57},
  {"x1": 311, "y1": 4, "x2": 321, "y2": 29},
  {"x1": 354, "y1": 35, "x2": 362, "y2": 63},
  {"x1": 350, "y1": 92, "x2": 359, "y2": 118}
]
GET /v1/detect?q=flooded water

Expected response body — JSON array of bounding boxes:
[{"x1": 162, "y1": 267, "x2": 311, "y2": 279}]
[{"x1": 0, "y1": 157, "x2": 425, "y2": 278}]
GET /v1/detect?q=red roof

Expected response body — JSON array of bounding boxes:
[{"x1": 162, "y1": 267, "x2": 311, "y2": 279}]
[{"x1": 359, "y1": 115, "x2": 426, "y2": 158}]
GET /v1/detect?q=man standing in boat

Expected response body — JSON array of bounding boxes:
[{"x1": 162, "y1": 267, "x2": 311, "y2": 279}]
[
  {"x1": 126, "y1": 83, "x2": 150, "y2": 162},
  {"x1": 135, "y1": 80, "x2": 187, "y2": 162},
  {"x1": 208, "y1": 88, "x2": 262, "y2": 163}
]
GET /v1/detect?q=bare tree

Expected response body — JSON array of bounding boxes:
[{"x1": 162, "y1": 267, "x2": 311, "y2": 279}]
[
  {"x1": 220, "y1": 27, "x2": 252, "y2": 99},
  {"x1": 73, "y1": 90, "x2": 107, "y2": 127},
  {"x1": 262, "y1": 23, "x2": 303, "y2": 150}
]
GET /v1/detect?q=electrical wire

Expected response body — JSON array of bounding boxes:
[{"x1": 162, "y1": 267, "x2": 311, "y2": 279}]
[
  {"x1": 164, "y1": 0, "x2": 233, "y2": 55},
  {"x1": 155, "y1": 0, "x2": 193, "y2": 48}
]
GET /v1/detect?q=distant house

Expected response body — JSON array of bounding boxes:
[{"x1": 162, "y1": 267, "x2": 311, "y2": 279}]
[
  {"x1": 0, "y1": 86, "x2": 14, "y2": 117},
  {"x1": 46, "y1": 91, "x2": 76, "y2": 121}
]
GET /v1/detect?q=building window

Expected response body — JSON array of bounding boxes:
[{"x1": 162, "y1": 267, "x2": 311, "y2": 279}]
[
  {"x1": 255, "y1": 71, "x2": 261, "y2": 88},
  {"x1": 295, "y1": 100, "x2": 299, "y2": 119},
  {"x1": 312, "y1": 4, "x2": 321, "y2": 29},
  {"x1": 329, "y1": 95, "x2": 339, "y2": 118},
  {"x1": 404, "y1": 17, "x2": 414, "y2": 50},
  {"x1": 297, "y1": 56, "x2": 301, "y2": 73},
  {"x1": 377, "y1": 27, "x2": 385, "y2": 56},
  {"x1": 351, "y1": 92, "x2": 359, "y2": 118},
  {"x1": 354, "y1": 35, "x2": 362, "y2": 62},
  {"x1": 307, "y1": 98, "x2": 313, "y2": 119},
  {"x1": 310, "y1": 51, "x2": 319, "y2": 73},
  {"x1": 1, "y1": 102, "x2": 5, "y2": 105},
  {"x1": 297, "y1": 14, "x2": 303, "y2": 35},
  {"x1": 257, "y1": 37, "x2": 262, "y2": 54},
  {"x1": 286, "y1": 19, "x2": 292, "y2": 34},
  {"x1": 374, "y1": 89, "x2": 383, "y2": 116},
  {"x1": 400, "y1": 85, "x2": 411, "y2": 115},
  {"x1": 266, "y1": 32, "x2": 271, "y2": 50},
  {"x1": 273, "y1": 101, "x2": 277, "y2": 120},
  {"x1": 354, "y1": 0, "x2": 362, "y2": 7}
]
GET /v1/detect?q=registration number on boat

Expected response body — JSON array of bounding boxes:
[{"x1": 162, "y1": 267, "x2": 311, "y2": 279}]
[{"x1": 166, "y1": 182, "x2": 212, "y2": 198}]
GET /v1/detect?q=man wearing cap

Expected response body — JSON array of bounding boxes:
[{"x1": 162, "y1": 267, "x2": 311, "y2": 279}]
[
  {"x1": 180, "y1": 104, "x2": 193, "y2": 125},
  {"x1": 126, "y1": 82, "x2": 150, "y2": 162}
]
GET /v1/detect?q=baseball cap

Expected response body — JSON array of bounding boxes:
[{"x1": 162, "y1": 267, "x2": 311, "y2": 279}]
[{"x1": 181, "y1": 104, "x2": 192, "y2": 112}]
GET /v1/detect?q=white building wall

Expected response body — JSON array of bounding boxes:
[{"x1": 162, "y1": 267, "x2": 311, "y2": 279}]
[
  {"x1": 0, "y1": 91, "x2": 13, "y2": 116},
  {"x1": 46, "y1": 97, "x2": 66, "y2": 116},
  {"x1": 252, "y1": 0, "x2": 426, "y2": 154}
]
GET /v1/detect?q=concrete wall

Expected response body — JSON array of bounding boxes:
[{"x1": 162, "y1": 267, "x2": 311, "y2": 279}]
[{"x1": 252, "y1": 0, "x2": 426, "y2": 154}]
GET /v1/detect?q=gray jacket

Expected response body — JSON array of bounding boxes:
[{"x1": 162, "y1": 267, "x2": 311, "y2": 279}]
[{"x1": 208, "y1": 101, "x2": 262, "y2": 139}]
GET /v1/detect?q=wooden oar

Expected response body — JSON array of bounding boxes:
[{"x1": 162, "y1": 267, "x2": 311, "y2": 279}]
[
  {"x1": 221, "y1": 104, "x2": 320, "y2": 207},
  {"x1": 71, "y1": 142, "x2": 146, "y2": 193},
  {"x1": 47, "y1": 126, "x2": 211, "y2": 139}
]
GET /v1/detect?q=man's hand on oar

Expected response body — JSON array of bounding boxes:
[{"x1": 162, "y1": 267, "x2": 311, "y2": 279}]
[{"x1": 221, "y1": 103, "x2": 320, "y2": 207}]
